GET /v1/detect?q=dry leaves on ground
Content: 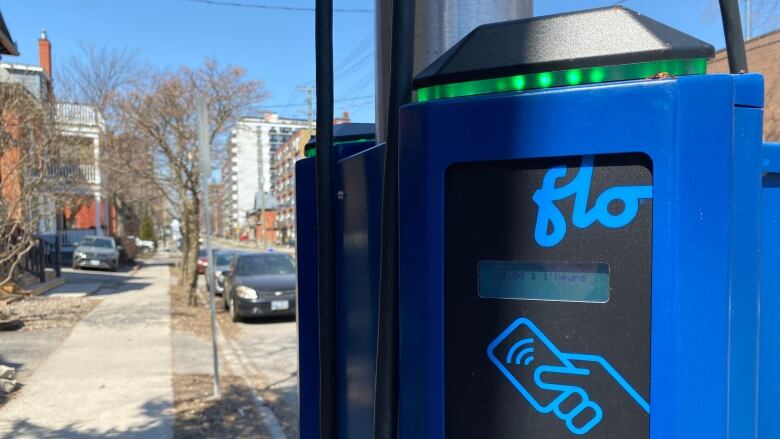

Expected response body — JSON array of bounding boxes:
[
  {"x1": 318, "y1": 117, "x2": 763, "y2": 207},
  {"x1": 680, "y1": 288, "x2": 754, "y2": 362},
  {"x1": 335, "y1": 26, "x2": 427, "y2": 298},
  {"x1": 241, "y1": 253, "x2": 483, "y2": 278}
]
[
  {"x1": 1, "y1": 296, "x2": 98, "y2": 332},
  {"x1": 173, "y1": 374, "x2": 273, "y2": 438}
]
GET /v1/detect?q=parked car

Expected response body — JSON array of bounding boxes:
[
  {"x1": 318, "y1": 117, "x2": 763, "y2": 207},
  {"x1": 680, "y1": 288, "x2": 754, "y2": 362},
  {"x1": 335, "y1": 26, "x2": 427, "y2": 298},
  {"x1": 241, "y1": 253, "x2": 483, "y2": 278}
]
[
  {"x1": 72, "y1": 236, "x2": 120, "y2": 271},
  {"x1": 134, "y1": 237, "x2": 156, "y2": 255},
  {"x1": 223, "y1": 252, "x2": 296, "y2": 322},
  {"x1": 210, "y1": 251, "x2": 239, "y2": 296},
  {"x1": 197, "y1": 248, "x2": 218, "y2": 275}
]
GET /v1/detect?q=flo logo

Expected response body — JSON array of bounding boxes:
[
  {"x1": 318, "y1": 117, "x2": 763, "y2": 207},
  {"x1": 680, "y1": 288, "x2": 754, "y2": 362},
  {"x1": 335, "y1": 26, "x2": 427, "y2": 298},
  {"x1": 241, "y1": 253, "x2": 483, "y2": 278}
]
[{"x1": 532, "y1": 155, "x2": 652, "y2": 247}]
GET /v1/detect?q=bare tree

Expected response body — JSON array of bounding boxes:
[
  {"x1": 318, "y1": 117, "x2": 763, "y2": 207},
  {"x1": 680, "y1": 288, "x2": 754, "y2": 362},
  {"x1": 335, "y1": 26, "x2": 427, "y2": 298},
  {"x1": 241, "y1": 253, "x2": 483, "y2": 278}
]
[
  {"x1": 120, "y1": 59, "x2": 267, "y2": 304},
  {"x1": 744, "y1": 0, "x2": 780, "y2": 38},
  {"x1": 0, "y1": 84, "x2": 56, "y2": 288},
  {"x1": 59, "y1": 43, "x2": 144, "y2": 120},
  {"x1": 703, "y1": 1, "x2": 780, "y2": 38},
  {"x1": 59, "y1": 43, "x2": 150, "y2": 237}
]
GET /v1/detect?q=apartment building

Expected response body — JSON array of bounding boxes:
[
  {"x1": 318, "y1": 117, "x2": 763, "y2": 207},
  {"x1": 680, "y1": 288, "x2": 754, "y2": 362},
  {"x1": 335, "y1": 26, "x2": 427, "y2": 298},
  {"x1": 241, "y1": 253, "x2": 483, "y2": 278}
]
[{"x1": 222, "y1": 112, "x2": 308, "y2": 236}]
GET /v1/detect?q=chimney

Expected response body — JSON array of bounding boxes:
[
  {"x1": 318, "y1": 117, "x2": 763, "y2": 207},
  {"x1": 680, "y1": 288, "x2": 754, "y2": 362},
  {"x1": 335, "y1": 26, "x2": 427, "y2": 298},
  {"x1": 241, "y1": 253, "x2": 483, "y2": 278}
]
[
  {"x1": 38, "y1": 30, "x2": 51, "y2": 79},
  {"x1": 333, "y1": 111, "x2": 350, "y2": 125}
]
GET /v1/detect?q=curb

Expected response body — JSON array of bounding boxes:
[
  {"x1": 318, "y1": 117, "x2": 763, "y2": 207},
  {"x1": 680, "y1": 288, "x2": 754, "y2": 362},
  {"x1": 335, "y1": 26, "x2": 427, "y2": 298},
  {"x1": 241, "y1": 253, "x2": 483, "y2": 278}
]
[
  {"x1": 24, "y1": 277, "x2": 66, "y2": 296},
  {"x1": 194, "y1": 288, "x2": 288, "y2": 439}
]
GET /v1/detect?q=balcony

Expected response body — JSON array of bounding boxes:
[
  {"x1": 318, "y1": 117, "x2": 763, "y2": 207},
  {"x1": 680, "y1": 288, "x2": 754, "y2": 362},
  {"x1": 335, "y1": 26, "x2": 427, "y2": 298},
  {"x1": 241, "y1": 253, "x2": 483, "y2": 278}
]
[
  {"x1": 56, "y1": 103, "x2": 101, "y2": 127},
  {"x1": 48, "y1": 163, "x2": 100, "y2": 183},
  {"x1": 33, "y1": 162, "x2": 103, "y2": 193},
  {"x1": 56, "y1": 103, "x2": 103, "y2": 137}
]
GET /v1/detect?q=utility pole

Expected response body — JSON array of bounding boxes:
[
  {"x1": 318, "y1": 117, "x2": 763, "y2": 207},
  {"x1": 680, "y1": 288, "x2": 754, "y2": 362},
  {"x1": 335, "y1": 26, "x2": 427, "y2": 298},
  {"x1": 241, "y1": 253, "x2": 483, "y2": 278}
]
[
  {"x1": 298, "y1": 84, "x2": 315, "y2": 130},
  {"x1": 256, "y1": 126, "x2": 266, "y2": 249}
]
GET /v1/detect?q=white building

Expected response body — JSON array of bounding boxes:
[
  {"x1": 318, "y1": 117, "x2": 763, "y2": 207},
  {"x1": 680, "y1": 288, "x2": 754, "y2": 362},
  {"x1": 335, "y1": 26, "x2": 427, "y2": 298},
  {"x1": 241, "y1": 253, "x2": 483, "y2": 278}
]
[{"x1": 223, "y1": 112, "x2": 308, "y2": 235}]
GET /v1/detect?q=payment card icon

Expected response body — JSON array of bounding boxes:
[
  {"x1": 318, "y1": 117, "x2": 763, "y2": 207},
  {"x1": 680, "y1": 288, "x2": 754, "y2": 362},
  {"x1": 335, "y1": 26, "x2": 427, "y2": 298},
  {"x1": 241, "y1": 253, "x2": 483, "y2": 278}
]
[{"x1": 487, "y1": 318, "x2": 649, "y2": 435}]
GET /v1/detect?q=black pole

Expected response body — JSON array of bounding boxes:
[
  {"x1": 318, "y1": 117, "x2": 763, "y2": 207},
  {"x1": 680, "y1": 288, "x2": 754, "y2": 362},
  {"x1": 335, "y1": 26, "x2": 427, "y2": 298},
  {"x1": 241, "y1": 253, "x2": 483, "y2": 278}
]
[
  {"x1": 38, "y1": 239, "x2": 45, "y2": 283},
  {"x1": 315, "y1": 0, "x2": 337, "y2": 437},
  {"x1": 373, "y1": 0, "x2": 415, "y2": 437},
  {"x1": 54, "y1": 208, "x2": 62, "y2": 277},
  {"x1": 718, "y1": 0, "x2": 749, "y2": 73}
]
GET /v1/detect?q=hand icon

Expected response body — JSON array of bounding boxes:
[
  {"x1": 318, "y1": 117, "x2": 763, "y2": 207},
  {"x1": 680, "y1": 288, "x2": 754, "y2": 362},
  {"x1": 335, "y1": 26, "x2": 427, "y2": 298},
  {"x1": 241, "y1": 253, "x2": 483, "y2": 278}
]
[
  {"x1": 536, "y1": 353, "x2": 650, "y2": 435},
  {"x1": 534, "y1": 357, "x2": 603, "y2": 435},
  {"x1": 488, "y1": 318, "x2": 649, "y2": 436}
]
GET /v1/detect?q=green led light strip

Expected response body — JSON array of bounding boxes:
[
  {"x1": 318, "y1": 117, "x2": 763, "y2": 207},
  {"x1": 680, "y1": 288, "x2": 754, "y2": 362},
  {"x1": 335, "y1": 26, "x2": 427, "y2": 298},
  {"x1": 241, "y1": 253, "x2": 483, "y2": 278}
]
[
  {"x1": 416, "y1": 58, "x2": 708, "y2": 103},
  {"x1": 304, "y1": 138, "x2": 375, "y2": 158}
]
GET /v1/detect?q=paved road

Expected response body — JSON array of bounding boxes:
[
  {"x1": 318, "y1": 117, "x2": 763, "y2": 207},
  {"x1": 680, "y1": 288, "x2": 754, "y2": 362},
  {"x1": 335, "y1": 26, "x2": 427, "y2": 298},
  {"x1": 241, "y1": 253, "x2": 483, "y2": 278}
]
[
  {"x1": 219, "y1": 315, "x2": 298, "y2": 437},
  {"x1": 233, "y1": 317, "x2": 298, "y2": 407},
  {"x1": 0, "y1": 262, "x2": 174, "y2": 439}
]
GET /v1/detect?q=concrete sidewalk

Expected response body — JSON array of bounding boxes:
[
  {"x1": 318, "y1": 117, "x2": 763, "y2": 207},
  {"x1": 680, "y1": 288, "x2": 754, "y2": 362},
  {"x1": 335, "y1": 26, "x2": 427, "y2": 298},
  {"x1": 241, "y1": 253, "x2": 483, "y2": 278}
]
[{"x1": 0, "y1": 263, "x2": 174, "y2": 438}]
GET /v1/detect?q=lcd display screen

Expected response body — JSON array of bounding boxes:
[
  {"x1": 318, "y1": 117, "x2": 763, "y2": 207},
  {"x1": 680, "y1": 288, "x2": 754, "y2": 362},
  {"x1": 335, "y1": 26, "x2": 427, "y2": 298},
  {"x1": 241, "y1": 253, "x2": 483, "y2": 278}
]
[{"x1": 479, "y1": 261, "x2": 610, "y2": 303}]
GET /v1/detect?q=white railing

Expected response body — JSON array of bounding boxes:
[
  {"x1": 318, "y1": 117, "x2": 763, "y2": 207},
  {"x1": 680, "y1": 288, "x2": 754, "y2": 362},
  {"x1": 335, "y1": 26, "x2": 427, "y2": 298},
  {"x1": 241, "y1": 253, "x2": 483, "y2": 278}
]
[
  {"x1": 55, "y1": 103, "x2": 103, "y2": 127},
  {"x1": 44, "y1": 163, "x2": 101, "y2": 185}
]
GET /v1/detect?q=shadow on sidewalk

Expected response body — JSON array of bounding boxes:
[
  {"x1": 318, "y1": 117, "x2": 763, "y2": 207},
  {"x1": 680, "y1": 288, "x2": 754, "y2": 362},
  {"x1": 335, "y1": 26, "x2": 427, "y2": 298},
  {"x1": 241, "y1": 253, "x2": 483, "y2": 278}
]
[{"x1": 1, "y1": 398, "x2": 172, "y2": 439}]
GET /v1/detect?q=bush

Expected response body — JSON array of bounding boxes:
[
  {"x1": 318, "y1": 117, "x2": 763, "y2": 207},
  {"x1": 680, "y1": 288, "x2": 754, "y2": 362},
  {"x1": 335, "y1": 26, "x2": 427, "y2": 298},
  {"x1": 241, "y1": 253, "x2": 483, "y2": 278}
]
[{"x1": 139, "y1": 215, "x2": 156, "y2": 242}]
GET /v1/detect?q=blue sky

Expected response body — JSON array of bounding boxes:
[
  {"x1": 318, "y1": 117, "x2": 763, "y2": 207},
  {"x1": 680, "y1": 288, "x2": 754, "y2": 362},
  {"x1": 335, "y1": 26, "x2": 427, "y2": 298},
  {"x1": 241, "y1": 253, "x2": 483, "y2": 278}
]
[{"x1": 0, "y1": 1, "x2": 736, "y2": 123}]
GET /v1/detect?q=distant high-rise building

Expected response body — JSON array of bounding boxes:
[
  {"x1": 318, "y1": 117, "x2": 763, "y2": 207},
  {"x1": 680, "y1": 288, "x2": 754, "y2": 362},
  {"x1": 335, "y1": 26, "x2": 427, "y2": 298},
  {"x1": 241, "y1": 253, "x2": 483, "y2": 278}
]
[
  {"x1": 273, "y1": 128, "x2": 313, "y2": 244},
  {"x1": 271, "y1": 111, "x2": 350, "y2": 244},
  {"x1": 223, "y1": 112, "x2": 307, "y2": 235}
]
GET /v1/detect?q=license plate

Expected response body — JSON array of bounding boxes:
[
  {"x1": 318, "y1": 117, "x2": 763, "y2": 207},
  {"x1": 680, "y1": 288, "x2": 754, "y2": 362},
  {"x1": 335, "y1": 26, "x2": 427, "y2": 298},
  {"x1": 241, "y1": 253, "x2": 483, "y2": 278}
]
[
  {"x1": 271, "y1": 300, "x2": 289, "y2": 311},
  {"x1": 89, "y1": 260, "x2": 100, "y2": 266}
]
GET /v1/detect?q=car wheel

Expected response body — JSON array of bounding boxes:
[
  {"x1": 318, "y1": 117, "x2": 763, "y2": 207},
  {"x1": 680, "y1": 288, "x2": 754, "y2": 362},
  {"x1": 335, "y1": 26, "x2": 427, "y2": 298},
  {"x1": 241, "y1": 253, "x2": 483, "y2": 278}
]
[{"x1": 230, "y1": 296, "x2": 241, "y2": 323}]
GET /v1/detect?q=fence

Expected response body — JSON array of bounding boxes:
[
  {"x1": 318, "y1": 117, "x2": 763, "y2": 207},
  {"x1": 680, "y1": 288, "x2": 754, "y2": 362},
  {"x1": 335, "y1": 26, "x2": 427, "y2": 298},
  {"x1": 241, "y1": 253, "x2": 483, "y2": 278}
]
[
  {"x1": 23, "y1": 239, "x2": 61, "y2": 282},
  {"x1": 0, "y1": 237, "x2": 62, "y2": 285},
  {"x1": 40, "y1": 229, "x2": 97, "y2": 248}
]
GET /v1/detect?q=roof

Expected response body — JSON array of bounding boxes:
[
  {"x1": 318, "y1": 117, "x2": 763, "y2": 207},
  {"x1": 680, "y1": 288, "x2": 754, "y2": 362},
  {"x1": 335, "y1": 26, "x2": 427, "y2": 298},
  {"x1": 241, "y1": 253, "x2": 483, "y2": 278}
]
[
  {"x1": 709, "y1": 29, "x2": 780, "y2": 141},
  {"x1": 0, "y1": 12, "x2": 18, "y2": 56},
  {"x1": 251, "y1": 193, "x2": 278, "y2": 212}
]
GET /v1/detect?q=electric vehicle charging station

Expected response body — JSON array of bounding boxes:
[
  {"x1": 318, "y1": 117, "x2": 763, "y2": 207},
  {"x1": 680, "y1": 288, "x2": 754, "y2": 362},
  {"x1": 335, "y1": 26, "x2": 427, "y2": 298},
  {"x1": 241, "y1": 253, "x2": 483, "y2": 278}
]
[
  {"x1": 296, "y1": 123, "x2": 378, "y2": 439},
  {"x1": 398, "y1": 7, "x2": 764, "y2": 438},
  {"x1": 300, "y1": 3, "x2": 779, "y2": 439}
]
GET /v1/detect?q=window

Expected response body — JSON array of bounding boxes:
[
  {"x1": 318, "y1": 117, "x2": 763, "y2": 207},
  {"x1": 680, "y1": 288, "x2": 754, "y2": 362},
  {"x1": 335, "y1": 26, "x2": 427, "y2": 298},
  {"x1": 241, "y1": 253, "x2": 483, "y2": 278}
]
[{"x1": 235, "y1": 254, "x2": 295, "y2": 276}]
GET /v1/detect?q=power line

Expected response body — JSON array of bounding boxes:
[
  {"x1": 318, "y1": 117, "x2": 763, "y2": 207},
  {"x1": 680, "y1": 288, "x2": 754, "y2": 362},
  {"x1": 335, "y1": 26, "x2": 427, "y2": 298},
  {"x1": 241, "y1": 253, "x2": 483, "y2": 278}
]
[
  {"x1": 184, "y1": 0, "x2": 373, "y2": 13},
  {"x1": 259, "y1": 95, "x2": 373, "y2": 108}
]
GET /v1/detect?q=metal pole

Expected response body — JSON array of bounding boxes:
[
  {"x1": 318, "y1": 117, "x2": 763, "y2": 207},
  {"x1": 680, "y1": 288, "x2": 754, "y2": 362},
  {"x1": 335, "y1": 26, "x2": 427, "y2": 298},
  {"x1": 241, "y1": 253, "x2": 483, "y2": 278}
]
[
  {"x1": 197, "y1": 95, "x2": 221, "y2": 400},
  {"x1": 315, "y1": 0, "x2": 337, "y2": 436},
  {"x1": 375, "y1": 0, "x2": 532, "y2": 139},
  {"x1": 413, "y1": 0, "x2": 533, "y2": 75},
  {"x1": 374, "y1": 0, "x2": 393, "y2": 142},
  {"x1": 719, "y1": 0, "x2": 749, "y2": 73},
  {"x1": 746, "y1": 0, "x2": 752, "y2": 39},
  {"x1": 54, "y1": 209, "x2": 61, "y2": 277}
]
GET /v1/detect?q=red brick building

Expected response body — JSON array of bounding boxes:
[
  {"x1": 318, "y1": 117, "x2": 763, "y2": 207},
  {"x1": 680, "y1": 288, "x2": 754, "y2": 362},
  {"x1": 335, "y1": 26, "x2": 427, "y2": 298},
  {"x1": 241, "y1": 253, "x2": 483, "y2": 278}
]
[
  {"x1": 248, "y1": 208, "x2": 278, "y2": 246},
  {"x1": 0, "y1": 27, "x2": 115, "y2": 247},
  {"x1": 710, "y1": 30, "x2": 780, "y2": 141}
]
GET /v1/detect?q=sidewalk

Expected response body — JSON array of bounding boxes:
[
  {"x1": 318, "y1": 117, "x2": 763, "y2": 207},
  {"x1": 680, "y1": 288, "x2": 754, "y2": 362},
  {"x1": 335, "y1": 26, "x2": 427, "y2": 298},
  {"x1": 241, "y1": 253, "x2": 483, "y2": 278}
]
[{"x1": 0, "y1": 263, "x2": 174, "y2": 438}]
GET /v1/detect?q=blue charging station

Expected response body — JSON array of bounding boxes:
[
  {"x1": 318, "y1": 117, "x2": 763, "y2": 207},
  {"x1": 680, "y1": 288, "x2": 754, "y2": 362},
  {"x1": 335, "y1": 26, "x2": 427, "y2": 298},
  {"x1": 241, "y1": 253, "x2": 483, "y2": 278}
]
[
  {"x1": 296, "y1": 123, "x2": 379, "y2": 438},
  {"x1": 298, "y1": 6, "x2": 779, "y2": 439}
]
